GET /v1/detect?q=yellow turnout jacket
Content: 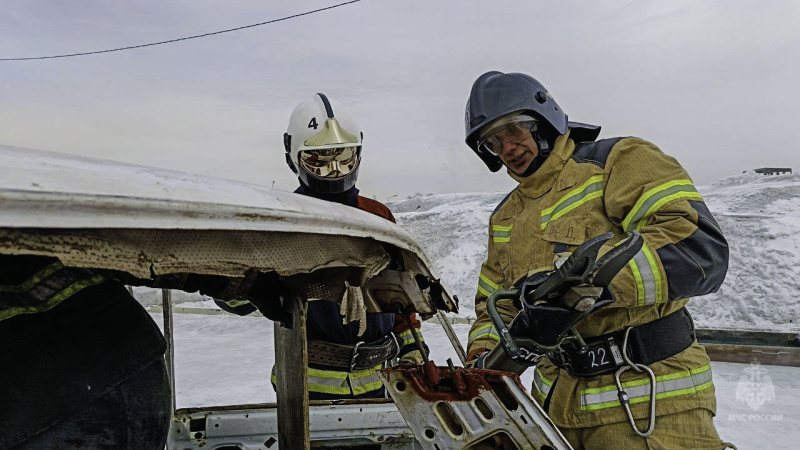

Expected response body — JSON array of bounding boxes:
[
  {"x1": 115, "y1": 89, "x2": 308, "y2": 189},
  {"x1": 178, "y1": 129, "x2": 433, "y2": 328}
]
[{"x1": 467, "y1": 130, "x2": 728, "y2": 428}]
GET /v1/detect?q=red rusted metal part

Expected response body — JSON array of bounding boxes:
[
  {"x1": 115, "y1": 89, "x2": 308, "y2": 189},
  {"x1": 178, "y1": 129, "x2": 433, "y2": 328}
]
[
  {"x1": 379, "y1": 364, "x2": 573, "y2": 449},
  {"x1": 383, "y1": 363, "x2": 526, "y2": 402}
]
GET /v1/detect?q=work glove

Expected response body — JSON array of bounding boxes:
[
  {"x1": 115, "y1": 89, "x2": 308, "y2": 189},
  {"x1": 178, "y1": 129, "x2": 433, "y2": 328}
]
[
  {"x1": 510, "y1": 272, "x2": 615, "y2": 348},
  {"x1": 243, "y1": 271, "x2": 291, "y2": 323},
  {"x1": 398, "y1": 349, "x2": 425, "y2": 365},
  {"x1": 472, "y1": 351, "x2": 490, "y2": 369},
  {"x1": 214, "y1": 298, "x2": 258, "y2": 316}
]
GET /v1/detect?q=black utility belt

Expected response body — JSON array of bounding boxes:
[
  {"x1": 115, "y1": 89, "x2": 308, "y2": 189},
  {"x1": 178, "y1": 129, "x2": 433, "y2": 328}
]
[
  {"x1": 307, "y1": 335, "x2": 399, "y2": 371},
  {"x1": 550, "y1": 308, "x2": 696, "y2": 378}
]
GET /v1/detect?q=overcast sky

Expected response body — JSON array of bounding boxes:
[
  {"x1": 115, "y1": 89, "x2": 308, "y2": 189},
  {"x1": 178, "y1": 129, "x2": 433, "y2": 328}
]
[{"x1": 1, "y1": 1, "x2": 798, "y2": 200}]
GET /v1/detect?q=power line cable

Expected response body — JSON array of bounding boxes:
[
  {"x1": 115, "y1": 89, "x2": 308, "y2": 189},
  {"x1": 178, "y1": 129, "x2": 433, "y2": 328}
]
[{"x1": 0, "y1": 0, "x2": 361, "y2": 61}]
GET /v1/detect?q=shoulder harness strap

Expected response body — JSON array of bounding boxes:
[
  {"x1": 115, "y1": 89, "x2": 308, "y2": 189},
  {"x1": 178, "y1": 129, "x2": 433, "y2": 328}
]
[
  {"x1": 357, "y1": 196, "x2": 396, "y2": 223},
  {"x1": 571, "y1": 137, "x2": 626, "y2": 169}
]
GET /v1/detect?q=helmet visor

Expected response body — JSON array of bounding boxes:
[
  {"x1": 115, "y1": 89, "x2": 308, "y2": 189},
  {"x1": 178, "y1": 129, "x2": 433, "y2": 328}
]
[
  {"x1": 299, "y1": 146, "x2": 360, "y2": 178},
  {"x1": 477, "y1": 114, "x2": 538, "y2": 156}
]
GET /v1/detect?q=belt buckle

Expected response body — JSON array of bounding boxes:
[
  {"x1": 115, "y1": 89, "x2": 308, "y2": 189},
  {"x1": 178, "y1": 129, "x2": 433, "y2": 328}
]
[
  {"x1": 350, "y1": 341, "x2": 364, "y2": 371},
  {"x1": 607, "y1": 336, "x2": 625, "y2": 366}
]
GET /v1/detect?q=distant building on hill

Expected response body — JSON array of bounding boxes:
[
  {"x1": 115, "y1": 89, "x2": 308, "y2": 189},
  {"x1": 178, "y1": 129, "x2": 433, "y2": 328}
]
[{"x1": 754, "y1": 167, "x2": 792, "y2": 175}]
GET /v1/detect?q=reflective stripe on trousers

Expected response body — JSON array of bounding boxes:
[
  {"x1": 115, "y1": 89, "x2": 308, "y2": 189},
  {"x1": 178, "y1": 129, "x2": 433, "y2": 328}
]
[
  {"x1": 270, "y1": 363, "x2": 384, "y2": 396},
  {"x1": 580, "y1": 364, "x2": 713, "y2": 411}
]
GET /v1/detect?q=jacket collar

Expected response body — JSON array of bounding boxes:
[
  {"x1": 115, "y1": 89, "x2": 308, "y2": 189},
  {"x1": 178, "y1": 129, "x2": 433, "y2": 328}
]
[
  {"x1": 509, "y1": 131, "x2": 575, "y2": 199},
  {"x1": 294, "y1": 182, "x2": 360, "y2": 207}
]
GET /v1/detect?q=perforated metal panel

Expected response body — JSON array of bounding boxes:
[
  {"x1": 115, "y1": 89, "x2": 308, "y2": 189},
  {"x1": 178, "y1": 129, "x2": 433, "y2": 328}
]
[{"x1": 0, "y1": 228, "x2": 389, "y2": 279}]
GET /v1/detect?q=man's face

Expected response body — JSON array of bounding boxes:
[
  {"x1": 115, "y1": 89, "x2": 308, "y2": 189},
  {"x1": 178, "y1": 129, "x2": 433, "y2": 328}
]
[{"x1": 491, "y1": 124, "x2": 539, "y2": 175}]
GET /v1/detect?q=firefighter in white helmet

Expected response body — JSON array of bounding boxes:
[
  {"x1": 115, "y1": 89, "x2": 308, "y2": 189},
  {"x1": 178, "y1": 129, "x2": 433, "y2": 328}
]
[{"x1": 218, "y1": 93, "x2": 428, "y2": 399}]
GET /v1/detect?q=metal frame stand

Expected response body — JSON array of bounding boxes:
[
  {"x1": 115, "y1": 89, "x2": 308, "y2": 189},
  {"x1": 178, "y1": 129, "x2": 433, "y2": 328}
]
[{"x1": 274, "y1": 294, "x2": 310, "y2": 449}]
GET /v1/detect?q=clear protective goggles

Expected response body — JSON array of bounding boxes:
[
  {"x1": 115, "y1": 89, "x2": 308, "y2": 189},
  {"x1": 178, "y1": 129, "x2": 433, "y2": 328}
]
[
  {"x1": 299, "y1": 146, "x2": 360, "y2": 178},
  {"x1": 477, "y1": 114, "x2": 538, "y2": 156}
]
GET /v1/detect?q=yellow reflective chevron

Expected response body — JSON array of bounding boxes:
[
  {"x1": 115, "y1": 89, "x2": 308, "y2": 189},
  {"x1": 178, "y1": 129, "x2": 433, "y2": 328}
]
[
  {"x1": 477, "y1": 273, "x2": 500, "y2": 298},
  {"x1": 541, "y1": 175, "x2": 604, "y2": 230},
  {"x1": 492, "y1": 224, "x2": 513, "y2": 243},
  {"x1": 580, "y1": 364, "x2": 713, "y2": 411},
  {"x1": 622, "y1": 179, "x2": 703, "y2": 233}
]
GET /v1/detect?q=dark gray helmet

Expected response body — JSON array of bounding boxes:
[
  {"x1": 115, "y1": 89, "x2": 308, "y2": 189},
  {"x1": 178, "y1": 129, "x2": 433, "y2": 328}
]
[{"x1": 465, "y1": 71, "x2": 569, "y2": 172}]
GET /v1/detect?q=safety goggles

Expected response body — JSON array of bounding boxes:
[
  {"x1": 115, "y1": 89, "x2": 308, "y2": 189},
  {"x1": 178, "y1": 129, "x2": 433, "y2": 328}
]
[
  {"x1": 299, "y1": 146, "x2": 360, "y2": 178},
  {"x1": 477, "y1": 114, "x2": 538, "y2": 156}
]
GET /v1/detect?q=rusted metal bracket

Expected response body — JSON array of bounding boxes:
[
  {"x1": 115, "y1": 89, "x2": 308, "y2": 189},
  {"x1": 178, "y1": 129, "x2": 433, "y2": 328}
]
[{"x1": 380, "y1": 363, "x2": 573, "y2": 450}]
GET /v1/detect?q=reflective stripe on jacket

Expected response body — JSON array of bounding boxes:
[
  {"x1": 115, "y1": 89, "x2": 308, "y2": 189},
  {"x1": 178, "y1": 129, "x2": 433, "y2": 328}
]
[
  {"x1": 467, "y1": 131, "x2": 727, "y2": 428},
  {"x1": 271, "y1": 363, "x2": 383, "y2": 397},
  {"x1": 0, "y1": 256, "x2": 109, "y2": 322}
]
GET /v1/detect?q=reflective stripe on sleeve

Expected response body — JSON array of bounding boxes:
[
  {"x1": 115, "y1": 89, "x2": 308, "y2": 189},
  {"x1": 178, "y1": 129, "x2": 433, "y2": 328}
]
[
  {"x1": 541, "y1": 175, "x2": 604, "y2": 230},
  {"x1": 580, "y1": 364, "x2": 713, "y2": 411},
  {"x1": 469, "y1": 323, "x2": 500, "y2": 344},
  {"x1": 0, "y1": 261, "x2": 64, "y2": 293},
  {"x1": 533, "y1": 367, "x2": 554, "y2": 400},
  {"x1": 622, "y1": 179, "x2": 703, "y2": 233},
  {"x1": 0, "y1": 269, "x2": 108, "y2": 321},
  {"x1": 628, "y1": 243, "x2": 664, "y2": 306},
  {"x1": 397, "y1": 329, "x2": 424, "y2": 346},
  {"x1": 477, "y1": 273, "x2": 500, "y2": 298},
  {"x1": 222, "y1": 298, "x2": 252, "y2": 308},
  {"x1": 492, "y1": 224, "x2": 513, "y2": 243}
]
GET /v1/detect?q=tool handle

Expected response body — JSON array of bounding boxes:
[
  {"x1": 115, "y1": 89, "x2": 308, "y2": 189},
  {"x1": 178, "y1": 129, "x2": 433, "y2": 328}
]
[
  {"x1": 483, "y1": 342, "x2": 528, "y2": 374},
  {"x1": 486, "y1": 289, "x2": 521, "y2": 358}
]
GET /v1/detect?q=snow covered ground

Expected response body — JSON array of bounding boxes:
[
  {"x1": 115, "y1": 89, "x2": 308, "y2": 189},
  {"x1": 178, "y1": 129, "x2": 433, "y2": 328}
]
[
  {"x1": 155, "y1": 312, "x2": 799, "y2": 450},
  {"x1": 388, "y1": 171, "x2": 800, "y2": 332}
]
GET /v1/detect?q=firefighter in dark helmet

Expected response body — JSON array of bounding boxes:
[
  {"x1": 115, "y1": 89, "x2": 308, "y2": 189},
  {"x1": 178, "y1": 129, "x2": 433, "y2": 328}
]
[{"x1": 464, "y1": 71, "x2": 735, "y2": 449}]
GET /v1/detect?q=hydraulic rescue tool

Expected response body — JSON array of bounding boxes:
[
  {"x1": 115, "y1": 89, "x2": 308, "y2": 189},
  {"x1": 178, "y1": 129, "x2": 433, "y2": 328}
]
[
  {"x1": 380, "y1": 232, "x2": 643, "y2": 449},
  {"x1": 480, "y1": 231, "x2": 643, "y2": 374}
]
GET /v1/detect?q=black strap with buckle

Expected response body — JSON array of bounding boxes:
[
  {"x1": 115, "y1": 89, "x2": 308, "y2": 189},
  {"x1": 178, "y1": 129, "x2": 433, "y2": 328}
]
[
  {"x1": 307, "y1": 334, "x2": 400, "y2": 371},
  {"x1": 549, "y1": 308, "x2": 696, "y2": 378}
]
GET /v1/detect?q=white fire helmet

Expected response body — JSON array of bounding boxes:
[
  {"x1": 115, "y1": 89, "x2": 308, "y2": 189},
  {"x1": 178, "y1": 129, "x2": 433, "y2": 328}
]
[{"x1": 283, "y1": 93, "x2": 363, "y2": 193}]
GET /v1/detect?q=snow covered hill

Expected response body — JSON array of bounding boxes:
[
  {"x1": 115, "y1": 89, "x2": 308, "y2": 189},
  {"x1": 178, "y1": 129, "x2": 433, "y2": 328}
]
[
  {"x1": 136, "y1": 171, "x2": 799, "y2": 332},
  {"x1": 389, "y1": 171, "x2": 800, "y2": 331}
]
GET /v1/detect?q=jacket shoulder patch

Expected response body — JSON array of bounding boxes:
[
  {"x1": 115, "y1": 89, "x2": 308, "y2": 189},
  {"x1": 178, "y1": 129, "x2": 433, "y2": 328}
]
[
  {"x1": 357, "y1": 196, "x2": 396, "y2": 223},
  {"x1": 571, "y1": 137, "x2": 626, "y2": 169}
]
